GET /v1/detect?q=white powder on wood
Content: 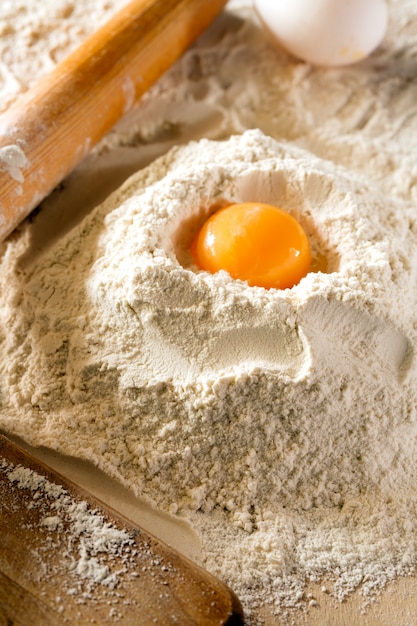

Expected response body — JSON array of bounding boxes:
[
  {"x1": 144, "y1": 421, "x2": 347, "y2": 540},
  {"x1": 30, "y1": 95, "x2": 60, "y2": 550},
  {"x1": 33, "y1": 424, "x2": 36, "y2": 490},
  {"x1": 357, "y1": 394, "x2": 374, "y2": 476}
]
[
  {"x1": 4, "y1": 461, "x2": 134, "y2": 590},
  {"x1": 0, "y1": 0, "x2": 417, "y2": 623},
  {"x1": 1, "y1": 454, "x2": 206, "y2": 622},
  {"x1": 0, "y1": 144, "x2": 28, "y2": 182}
]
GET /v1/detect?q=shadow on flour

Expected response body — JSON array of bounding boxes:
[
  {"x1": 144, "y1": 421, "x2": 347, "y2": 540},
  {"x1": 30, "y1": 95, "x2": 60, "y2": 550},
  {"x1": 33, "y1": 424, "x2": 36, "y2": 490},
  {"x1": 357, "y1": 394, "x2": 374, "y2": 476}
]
[{"x1": 298, "y1": 297, "x2": 413, "y2": 382}]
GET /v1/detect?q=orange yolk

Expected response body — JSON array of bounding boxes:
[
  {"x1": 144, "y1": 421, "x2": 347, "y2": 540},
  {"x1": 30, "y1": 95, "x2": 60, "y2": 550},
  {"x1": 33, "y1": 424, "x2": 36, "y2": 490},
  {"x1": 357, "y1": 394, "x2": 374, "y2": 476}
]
[{"x1": 191, "y1": 202, "x2": 311, "y2": 290}]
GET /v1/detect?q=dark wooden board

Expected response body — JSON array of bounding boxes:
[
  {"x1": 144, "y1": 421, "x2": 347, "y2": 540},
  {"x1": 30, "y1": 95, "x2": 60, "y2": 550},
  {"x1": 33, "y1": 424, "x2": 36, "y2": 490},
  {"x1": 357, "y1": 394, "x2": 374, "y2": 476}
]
[{"x1": 0, "y1": 434, "x2": 243, "y2": 626}]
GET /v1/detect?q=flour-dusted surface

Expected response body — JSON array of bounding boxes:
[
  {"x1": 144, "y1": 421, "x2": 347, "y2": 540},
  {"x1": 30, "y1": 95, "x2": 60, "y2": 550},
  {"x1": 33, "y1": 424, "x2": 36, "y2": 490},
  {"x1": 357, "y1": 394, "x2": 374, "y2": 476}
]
[
  {"x1": 0, "y1": 0, "x2": 130, "y2": 114},
  {"x1": 0, "y1": 440, "x2": 235, "y2": 625},
  {"x1": 0, "y1": 1, "x2": 417, "y2": 624},
  {"x1": 1, "y1": 459, "x2": 135, "y2": 595}
]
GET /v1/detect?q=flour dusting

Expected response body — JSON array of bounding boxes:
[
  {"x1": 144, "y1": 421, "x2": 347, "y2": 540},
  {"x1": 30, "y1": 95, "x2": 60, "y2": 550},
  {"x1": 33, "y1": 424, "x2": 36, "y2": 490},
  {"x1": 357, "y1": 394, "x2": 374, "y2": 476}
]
[
  {"x1": 0, "y1": 144, "x2": 28, "y2": 182},
  {"x1": 2, "y1": 459, "x2": 135, "y2": 596},
  {"x1": 0, "y1": 0, "x2": 129, "y2": 114}
]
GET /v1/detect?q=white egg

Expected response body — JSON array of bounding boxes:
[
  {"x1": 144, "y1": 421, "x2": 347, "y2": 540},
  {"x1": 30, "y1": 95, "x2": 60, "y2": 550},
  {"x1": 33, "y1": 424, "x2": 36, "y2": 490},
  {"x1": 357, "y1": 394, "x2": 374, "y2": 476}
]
[{"x1": 253, "y1": 0, "x2": 388, "y2": 66}]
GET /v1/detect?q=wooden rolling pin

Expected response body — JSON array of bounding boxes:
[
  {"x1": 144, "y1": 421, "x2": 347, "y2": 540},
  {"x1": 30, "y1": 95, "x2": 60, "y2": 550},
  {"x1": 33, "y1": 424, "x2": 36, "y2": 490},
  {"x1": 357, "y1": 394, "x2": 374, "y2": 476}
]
[{"x1": 0, "y1": 0, "x2": 227, "y2": 242}]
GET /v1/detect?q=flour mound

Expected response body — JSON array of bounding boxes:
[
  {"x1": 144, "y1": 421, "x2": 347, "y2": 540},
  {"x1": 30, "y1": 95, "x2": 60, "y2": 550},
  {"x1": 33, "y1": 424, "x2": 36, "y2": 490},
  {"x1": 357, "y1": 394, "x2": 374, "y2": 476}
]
[{"x1": 1, "y1": 129, "x2": 417, "y2": 613}]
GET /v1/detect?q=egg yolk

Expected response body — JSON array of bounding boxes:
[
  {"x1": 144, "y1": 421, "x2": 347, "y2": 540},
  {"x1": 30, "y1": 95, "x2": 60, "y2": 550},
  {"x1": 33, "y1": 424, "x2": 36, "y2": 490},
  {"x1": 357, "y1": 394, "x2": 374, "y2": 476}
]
[{"x1": 191, "y1": 202, "x2": 311, "y2": 290}]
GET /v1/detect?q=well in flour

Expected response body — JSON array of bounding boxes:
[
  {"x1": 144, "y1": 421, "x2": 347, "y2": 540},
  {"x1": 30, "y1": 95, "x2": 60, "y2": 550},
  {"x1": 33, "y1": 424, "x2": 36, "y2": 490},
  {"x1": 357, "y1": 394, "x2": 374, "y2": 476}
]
[{"x1": 0, "y1": 128, "x2": 417, "y2": 622}]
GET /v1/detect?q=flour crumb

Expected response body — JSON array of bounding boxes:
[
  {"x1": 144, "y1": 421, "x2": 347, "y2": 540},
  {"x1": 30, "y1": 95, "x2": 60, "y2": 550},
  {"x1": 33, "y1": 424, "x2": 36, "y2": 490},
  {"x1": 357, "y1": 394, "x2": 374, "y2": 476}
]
[{"x1": 0, "y1": 144, "x2": 28, "y2": 182}]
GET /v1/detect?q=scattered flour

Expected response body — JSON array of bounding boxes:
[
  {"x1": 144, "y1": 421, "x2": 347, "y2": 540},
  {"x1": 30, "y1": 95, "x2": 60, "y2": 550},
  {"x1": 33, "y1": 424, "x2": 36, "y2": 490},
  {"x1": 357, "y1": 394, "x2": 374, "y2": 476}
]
[
  {"x1": 0, "y1": 143, "x2": 28, "y2": 182},
  {"x1": 0, "y1": 1, "x2": 417, "y2": 624},
  {"x1": 2, "y1": 458, "x2": 135, "y2": 595},
  {"x1": 1, "y1": 451, "x2": 239, "y2": 622},
  {"x1": 0, "y1": 0, "x2": 130, "y2": 114}
]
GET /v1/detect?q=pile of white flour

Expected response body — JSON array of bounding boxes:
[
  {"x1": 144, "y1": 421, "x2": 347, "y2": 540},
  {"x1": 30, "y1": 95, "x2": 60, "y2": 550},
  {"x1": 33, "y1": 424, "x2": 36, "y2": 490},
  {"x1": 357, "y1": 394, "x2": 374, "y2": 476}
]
[{"x1": 1, "y1": 0, "x2": 417, "y2": 622}]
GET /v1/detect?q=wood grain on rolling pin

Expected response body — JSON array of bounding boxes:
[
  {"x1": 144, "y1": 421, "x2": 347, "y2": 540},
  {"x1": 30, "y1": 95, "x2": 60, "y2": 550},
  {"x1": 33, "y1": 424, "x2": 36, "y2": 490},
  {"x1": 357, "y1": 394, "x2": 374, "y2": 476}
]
[{"x1": 0, "y1": 0, "x2": 227, "y2": 242}]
